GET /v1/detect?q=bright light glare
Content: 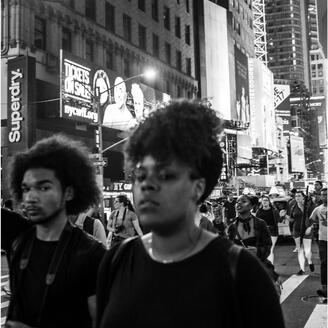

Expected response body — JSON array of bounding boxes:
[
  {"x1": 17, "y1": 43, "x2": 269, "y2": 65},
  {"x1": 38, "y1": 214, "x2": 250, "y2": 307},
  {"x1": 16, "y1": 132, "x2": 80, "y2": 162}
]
[{"x1": 143, "y1": 69, "x2": 157, "y2": 80}]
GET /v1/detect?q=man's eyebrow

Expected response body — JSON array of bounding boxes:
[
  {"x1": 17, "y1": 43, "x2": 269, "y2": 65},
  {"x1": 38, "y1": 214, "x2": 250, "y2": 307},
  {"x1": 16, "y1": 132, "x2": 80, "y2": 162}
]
[{"x1": 21, "y1": 179, "x2": 53, "y2": 186}]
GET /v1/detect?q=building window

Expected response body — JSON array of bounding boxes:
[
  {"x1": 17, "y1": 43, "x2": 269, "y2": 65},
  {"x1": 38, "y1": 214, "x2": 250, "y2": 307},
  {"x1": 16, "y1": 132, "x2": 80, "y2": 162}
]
[
  {"x1": 85, "y1": 0, "x2": 96, "y2": 20},
  {"x1": 152, "y1": 0, "x2": 158, "y2": 21},
  {"x1": 186, "y1": 58, "x2": 191, "y2": 75},
  {"x1": 185, "y1": 24, "x2": 190, "y2": 45},
  {"x1": 164, "y1": 6, "x2": 170, "y2": 30},
  {"x1": 166, "y1": 80, "x2": 170, "y2": 94},
  {"x1": 123, "y1": 14, "x2": 132, "y2": 42},
  {"x1": 123, "y1": 58, "x2": 130, "y2": 77},
  {"x1": 35, "y1": 16, "x2": 46, "y2": 50},
  {"x1": 152, "y1": 33, "x2": 159, "y2": 57},
  {"x1": 185, "y1": 0, "x2": 190, "y2": 13},
  {"x1": 139, "y1": 24, "x2": 147, "y2": 51},
  {"x1": 175, "y1": 16, "x2": 181, "y2": 38},
  {"x1": 69, "y1": 0, "x2": 75, "y2": 9},
  {"x1": 86, "y1": 39, "x2": 93, "y2": 61},
  {"x1": 165, "y1": 42, "x2": 171, "y2": 64},
  {"x1": 138, "y1": 0, "x2": 146, "y2": 11},
  {"x1": 106, "y1": 48, "x2": 114, "y2": 70},
  {"x1": 62, "y1": 28, "x2": 72, "y2": 52},
  {"x1": 319, "y1": 87, "x2": 324, "y2": 93},
  {"x1": 176, "y1": 50, "x2": 182, "y2": 70},
  {"x1": 105, "y1": 2, "x2": 115, "y2": 32},
  {"x1": 177, "y1": 85, "x2": 182, "y2": 97}
]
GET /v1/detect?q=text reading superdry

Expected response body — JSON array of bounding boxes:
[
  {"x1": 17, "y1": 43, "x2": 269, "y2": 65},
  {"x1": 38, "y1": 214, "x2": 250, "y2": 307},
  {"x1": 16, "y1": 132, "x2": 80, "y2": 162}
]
[{"x1": 9, "y1": 69, "x2": 23, "y2": 143}]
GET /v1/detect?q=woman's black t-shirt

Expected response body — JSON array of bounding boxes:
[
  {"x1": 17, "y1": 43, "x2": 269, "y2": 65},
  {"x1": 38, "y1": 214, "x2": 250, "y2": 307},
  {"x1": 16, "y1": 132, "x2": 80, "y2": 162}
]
[{"x1": 99, "y1": 237, "x2": 285, "y2": 328}]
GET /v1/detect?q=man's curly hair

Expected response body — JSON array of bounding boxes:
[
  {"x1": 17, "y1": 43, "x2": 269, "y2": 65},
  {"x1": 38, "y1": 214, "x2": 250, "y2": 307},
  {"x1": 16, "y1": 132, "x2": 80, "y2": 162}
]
[
  {"x1": 8, "y1": 134, "x2": 100, "y2": 215},
  {"x1": 124, "y1": 99, "x2": 223, "y2": 203}
]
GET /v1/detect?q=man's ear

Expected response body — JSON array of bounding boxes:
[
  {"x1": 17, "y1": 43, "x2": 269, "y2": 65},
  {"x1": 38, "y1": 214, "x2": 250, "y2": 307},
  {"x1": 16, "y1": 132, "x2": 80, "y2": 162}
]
[
  {"x1": 64, "y1": 186, "x2": 74, "y2": 202},
  {"x1": 193, "y1": 178, "x2": 206, "y2": 203}
]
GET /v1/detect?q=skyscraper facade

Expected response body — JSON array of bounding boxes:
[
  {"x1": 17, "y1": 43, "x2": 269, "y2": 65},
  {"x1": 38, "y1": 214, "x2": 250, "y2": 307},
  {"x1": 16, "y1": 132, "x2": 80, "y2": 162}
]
[{"x1": 265, "y1": 0, "x2": 310, "y2": 89}]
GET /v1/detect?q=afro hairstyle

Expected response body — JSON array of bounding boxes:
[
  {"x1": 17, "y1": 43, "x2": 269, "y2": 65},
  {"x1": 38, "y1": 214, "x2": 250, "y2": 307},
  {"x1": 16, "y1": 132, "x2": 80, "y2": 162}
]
[
  {"x1": 124, "y1": 99, "x2": 223, "y2": 203},
  {"x1": 8, "y1": 134, "x2": 100, "y2": 215}
]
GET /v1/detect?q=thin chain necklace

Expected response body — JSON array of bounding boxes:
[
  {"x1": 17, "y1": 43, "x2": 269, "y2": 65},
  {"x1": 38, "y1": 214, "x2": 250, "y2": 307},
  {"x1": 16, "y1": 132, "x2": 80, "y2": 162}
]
[{"x1": 147, "y1": 229, "x2": 203, "y2": 264}]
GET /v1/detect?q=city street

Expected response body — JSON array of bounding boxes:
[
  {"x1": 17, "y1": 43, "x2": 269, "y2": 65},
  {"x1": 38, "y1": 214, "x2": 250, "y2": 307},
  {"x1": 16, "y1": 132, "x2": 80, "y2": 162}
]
[{"x1": 1, "y1": 240, "x2": 326, "y2": 327}]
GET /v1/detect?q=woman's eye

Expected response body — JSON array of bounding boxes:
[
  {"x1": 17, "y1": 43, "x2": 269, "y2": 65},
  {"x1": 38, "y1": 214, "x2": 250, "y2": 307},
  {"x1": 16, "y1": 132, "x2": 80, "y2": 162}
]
[{"x1": 158, "y1": 172, "x2": 175, "y2": 181}]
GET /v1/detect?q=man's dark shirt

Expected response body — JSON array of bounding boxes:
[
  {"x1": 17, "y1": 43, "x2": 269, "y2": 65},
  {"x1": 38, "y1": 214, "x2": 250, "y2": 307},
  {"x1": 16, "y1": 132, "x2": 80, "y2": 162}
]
[
  {"x1": 1, "y1": 208, "x2": 31, "y2": 257},
  {"x1": 8, "y1": 225, "x2": 106, "y2": 328}
]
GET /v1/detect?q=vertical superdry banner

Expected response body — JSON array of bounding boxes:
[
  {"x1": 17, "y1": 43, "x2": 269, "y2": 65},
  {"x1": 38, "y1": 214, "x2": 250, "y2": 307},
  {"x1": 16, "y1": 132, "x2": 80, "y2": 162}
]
[
  {"x1": 7, "y1": 56, "x2": 36, "y2": 156},
  {"x1": 234, "y1": 46, "x2": 250, "y2": 123}
]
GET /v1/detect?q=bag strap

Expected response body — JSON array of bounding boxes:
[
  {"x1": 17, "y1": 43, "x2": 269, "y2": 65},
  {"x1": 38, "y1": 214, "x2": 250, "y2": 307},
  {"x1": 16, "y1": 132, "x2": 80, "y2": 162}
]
[
  {"x1": 228, "y1": 244, "x2": 242, "y2": 280},
  {"x1": 96, "y1": 236, "x2": 137, "y2": 328}
]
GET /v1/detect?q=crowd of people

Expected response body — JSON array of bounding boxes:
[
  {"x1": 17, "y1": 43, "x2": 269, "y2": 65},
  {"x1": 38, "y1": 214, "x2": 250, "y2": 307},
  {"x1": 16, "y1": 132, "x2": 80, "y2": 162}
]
[{"x1": 1, "y1": 99, "x2": 326, "y2": 328}]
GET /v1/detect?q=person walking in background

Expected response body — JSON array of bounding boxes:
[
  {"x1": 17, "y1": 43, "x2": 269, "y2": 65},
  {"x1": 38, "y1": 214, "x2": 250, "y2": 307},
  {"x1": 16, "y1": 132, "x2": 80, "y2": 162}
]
[
  {"x1": 212, "y1": 202, "x2": 226, "y2": 237},
  {"x1": 70, "y1": 207, "x2": 107, "y2": 246},
  {"x1": 223, "y1": 193, "x2": 236, "y2": 225},
  {"x1": 196, "y1": 203, "x2": 217, "y2": 233},
  {"x1": 106, "y1": 194, "x2": 143, "y2": 248},
  {"x1": 228, "y1": 194, "x2": 272, "y2": 263},
  {"x1": 310, "y1": 188, "x2": 327, "y2": 299},
  {"x1": 256, "y1": 195, "x2": 280, "y2": 264},
  {"x1": 6, "y1": 135, "x2": 106, "y2": 328},
  {"x1": 287, "y1": 188, "x2": 298, "y2": 252},
  {"x1": 286, "y1": 191, "x2": 315, "y2": 275},
  {"x1": 96, "y1": 100, "x2": 284, "y2": 328},
  {"x1": 312, "y1": 180, "x2": 323, "y2": 207}
]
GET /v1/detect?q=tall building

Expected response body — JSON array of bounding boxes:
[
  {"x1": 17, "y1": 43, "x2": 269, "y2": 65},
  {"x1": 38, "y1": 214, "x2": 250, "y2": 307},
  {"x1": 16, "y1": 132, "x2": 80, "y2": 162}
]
[
  {"x1": 265, "y1": 0, "x2": 311, "y2": 89},
  {"x1": 1, "y1": 0, "x2": 198, "y2": 201}
]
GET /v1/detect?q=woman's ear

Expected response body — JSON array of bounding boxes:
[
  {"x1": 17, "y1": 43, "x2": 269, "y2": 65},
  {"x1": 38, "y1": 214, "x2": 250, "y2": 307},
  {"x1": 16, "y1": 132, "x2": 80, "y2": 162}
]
[
  {"x1": 193, "y1": 178, "x2": 206, "y2": 203},
  {"x1": 64, "y1": 186, "x2": 74, "y2": 202}
]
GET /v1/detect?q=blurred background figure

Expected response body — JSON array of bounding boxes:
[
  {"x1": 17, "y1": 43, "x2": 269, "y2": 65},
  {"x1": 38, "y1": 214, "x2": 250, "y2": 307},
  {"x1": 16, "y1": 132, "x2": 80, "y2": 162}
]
[
  {"x1": 222, "y1": 193, "x2": 236, "y2": 226},
  {"x1": 106, "y1": 194, "x2": 143, "y2": 248},
  {"x1": 70, "y1": 207, "x2": 107, "y2": 246},
  {"x1": 256, "y1": 195, "x2": 280, "y2": 264}
]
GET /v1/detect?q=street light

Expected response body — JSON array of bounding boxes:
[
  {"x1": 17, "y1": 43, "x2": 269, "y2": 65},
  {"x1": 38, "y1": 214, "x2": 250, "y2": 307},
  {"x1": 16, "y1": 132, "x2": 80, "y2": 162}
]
[{"x1": 92, "y1": 69, "x2": 157, "y2": 221}]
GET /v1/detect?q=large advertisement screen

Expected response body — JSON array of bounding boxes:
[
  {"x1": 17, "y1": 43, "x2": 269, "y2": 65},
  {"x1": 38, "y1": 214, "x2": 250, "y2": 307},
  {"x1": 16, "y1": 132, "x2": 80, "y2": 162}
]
[
  {"x1": 60, "y1": 50, "x2": 165, "y2": 130},
  {"x1": 234, "y1": 46, "x2": 250, "y2": 124},
  {"x1": 248, "y1": 59, "x2": 276, "y2": 151},
  {"x1": 274, "y1": 84, "x2": 291, "y2": 131},
  {"x1": 204, "y1": 1, "x2": 231, "y2": 119},
  {"x1": 290, "y1": 136, "x2": 306, "y2": 172},
  {"x1": 7, "y1": 56, "x2": 36, "y2": 156}
]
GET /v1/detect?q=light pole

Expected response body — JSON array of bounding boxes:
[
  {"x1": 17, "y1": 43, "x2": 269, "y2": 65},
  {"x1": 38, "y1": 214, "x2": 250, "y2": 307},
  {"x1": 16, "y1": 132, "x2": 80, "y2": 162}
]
[{"x1": 92, "y1": 69, "x2": 156, "y2": 221}]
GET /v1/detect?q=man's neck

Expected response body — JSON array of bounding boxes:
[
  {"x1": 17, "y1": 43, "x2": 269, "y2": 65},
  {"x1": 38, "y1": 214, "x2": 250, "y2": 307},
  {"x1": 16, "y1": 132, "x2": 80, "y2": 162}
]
[{"x1": 36, "y1": 213, "x2": 68, "y2": 241}]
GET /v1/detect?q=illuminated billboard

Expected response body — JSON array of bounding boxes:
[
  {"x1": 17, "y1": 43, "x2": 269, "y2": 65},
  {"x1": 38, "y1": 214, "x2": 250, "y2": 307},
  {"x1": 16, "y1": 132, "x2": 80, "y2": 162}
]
[
  {"x1": 290, "y1": 135, "x2": 306, "y2": 172},
  {"x1": 60, "y1": 50, "x2": 163, "y2": 130},
  {"x1": 204, "y1": 1, "x2": 231, "y2": 119},
  {"x1": 248, "y1": 59, "x2": 276, "y2": 151},
  {"x1": 274, "y1": 84, "x2": 291, "y2": 131},
  {"x1": 234, "y1": 46, "x2": 250, "y2": 124}
]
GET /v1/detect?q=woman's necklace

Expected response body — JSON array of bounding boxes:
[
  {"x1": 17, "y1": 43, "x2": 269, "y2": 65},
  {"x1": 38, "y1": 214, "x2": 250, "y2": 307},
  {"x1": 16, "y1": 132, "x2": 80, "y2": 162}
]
[{"x1": 147, "y1": 229, "x2": 203, "y2": 264}]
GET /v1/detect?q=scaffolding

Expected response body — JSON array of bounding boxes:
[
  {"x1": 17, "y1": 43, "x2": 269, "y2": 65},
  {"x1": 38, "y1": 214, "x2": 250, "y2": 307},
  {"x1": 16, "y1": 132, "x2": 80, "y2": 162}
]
[{"x1": 252, "y1": 0, "x2": 267, "y2": 65}]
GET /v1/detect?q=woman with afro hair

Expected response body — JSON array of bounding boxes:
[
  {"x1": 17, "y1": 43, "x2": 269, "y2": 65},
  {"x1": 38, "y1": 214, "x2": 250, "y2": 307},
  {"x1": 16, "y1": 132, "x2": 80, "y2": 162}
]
[{"x1": 96, "y1": 100, "x2": 285, "y2": 328}]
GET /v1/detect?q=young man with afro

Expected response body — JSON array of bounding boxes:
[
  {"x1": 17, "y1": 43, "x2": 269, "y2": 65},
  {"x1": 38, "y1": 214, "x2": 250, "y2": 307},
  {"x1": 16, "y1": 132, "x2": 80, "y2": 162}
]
[{"x1": 6, "y1": 135, "x2": 106, "y2": 328}]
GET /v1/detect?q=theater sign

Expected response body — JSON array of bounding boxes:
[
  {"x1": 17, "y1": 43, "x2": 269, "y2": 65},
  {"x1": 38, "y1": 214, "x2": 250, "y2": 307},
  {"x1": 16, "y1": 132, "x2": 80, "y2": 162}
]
[{"x1": 60, "y1": 50, "x2": 167, "y2": 130}]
